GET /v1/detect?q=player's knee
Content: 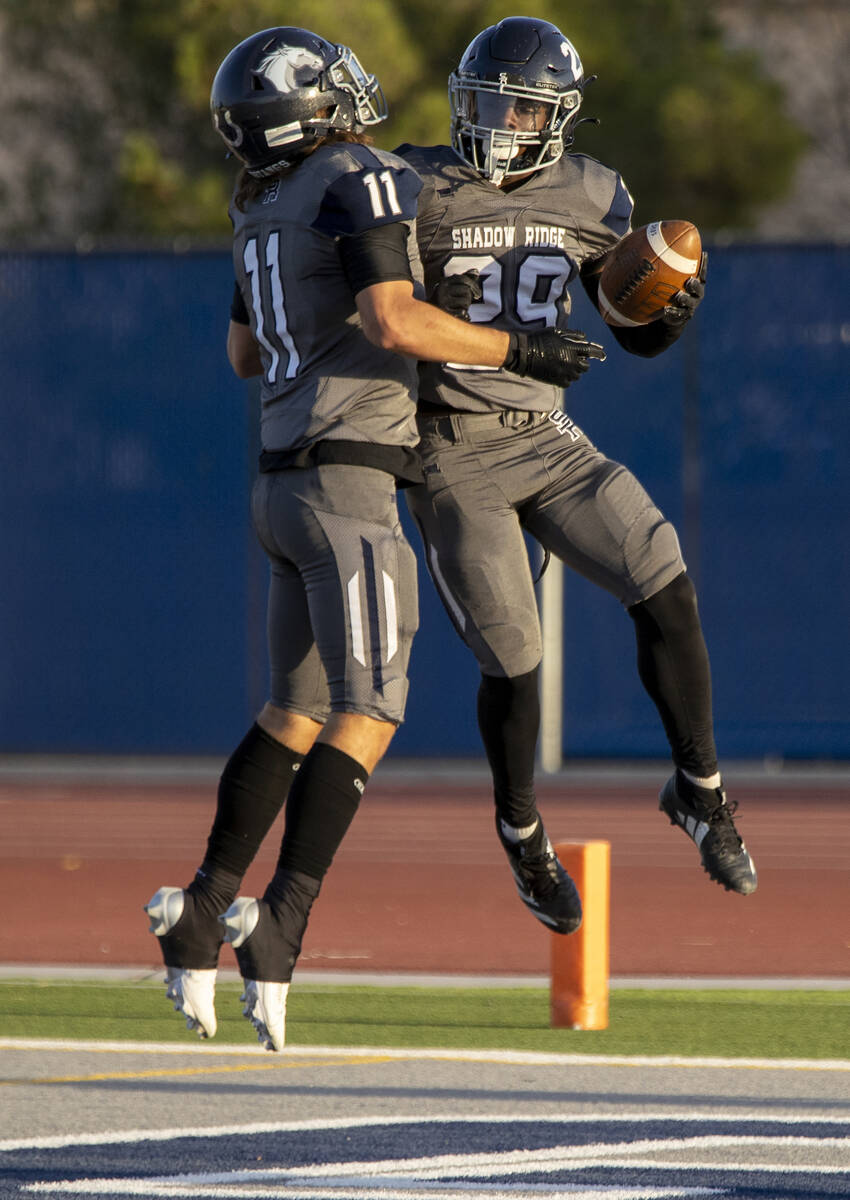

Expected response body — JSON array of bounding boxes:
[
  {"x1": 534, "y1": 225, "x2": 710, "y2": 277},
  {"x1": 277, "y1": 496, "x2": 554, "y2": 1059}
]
[
  {"x1": 623, "y1": 512, "x2": 685, "y2": 598},
  {"x1": 479, "y1": 667, "x2": 540, "y2": 710},
  {"x1": 478, "y1": 669, "x2": 541, "y2": 748},
  {"x1": 321, "y1": 711, "x2": 397, "y2": 774},
  {"x1": 471, "y1": 604, "x2": 542, "y2": 677},
  {"x1": 257, "y1": 703, "x2": 323, "y2": 754},
  {"x1": 631, "y1": 571, "x2": 701, "y2": 636}
]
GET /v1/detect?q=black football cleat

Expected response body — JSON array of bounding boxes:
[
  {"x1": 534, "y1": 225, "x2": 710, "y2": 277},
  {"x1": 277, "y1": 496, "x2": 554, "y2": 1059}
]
[
  {"x1": 496, "y1": 815, "x2": 582, "y2": 934},
  {"x1": 660, "y1": 771, "x2": 757, "y2": 895}
]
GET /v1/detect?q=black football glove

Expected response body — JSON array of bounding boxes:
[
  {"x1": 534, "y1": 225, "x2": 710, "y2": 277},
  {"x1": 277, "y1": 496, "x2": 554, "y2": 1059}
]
[
  {"x1": 662, "y1": 251, "x2": 708, "y2": 327},
  {"x1": 428, "y1": 269, "x2": 483, "y2": 321},
  {"x1": 503, "y1": 329, "x2": 606, "y2": 388}
]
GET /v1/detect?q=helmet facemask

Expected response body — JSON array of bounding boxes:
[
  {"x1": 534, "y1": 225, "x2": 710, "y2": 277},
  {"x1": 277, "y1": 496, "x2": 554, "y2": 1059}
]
[
  {"x1": 326, "y1": 45, "x2": 388, "y2": 128},
  {"x1": 450, "y1": 74, "x2": 583, "y2": 185}
]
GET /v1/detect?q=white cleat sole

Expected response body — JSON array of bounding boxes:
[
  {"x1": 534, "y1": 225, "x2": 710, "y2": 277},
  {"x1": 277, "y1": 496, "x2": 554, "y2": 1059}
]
[
  {"x1": 165, "y1": 966, "x2": 218, "y2": 1039},
  {"x1": 145, "y1": 886, "x2": 218, "y2": 1039},
  {"x1": 219, "y1": 898, "x2": 289, "y2": 1051},
  {"x1": 242, "y1": 979, "x2": 289, "y2": 1052}
]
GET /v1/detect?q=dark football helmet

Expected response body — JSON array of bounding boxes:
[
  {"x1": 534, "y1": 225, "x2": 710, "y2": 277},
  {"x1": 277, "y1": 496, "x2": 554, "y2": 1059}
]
[
  {"x1": 449, "y1": 17, "x2": 585, "y2": 185},
  {"x1": 210, "y1": 27, "x2": 387, "y2": 177}
]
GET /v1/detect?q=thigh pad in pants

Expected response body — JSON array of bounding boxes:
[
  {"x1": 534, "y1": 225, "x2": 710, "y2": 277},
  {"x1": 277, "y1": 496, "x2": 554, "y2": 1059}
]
[
  {"x1": 526, "y1": 453, "x2": 685, "y2": 608},
  {"x1": 253, "y1": 465, "x2": 419, "y2": 724},
  {"x1": 406, "y1": 452, "x2": 542, "y2": 679}
]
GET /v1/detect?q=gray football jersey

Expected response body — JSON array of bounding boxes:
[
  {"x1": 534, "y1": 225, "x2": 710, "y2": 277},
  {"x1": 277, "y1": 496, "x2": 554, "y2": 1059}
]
[
  {"x1": 231, "y1": 142, "x2": 424, "y2": 451},
  {"x1": 397, "y1": 144, "x2": 633, "y2": 414}
]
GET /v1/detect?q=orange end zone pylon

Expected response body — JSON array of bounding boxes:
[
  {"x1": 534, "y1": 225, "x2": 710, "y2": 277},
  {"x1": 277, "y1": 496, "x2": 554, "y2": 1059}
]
[{"x1": 550, "y1": 840, "x2": 611, "y2": 1029}]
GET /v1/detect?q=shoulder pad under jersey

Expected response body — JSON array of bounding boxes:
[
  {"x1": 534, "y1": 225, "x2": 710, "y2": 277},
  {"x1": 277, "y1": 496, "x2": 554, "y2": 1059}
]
[
  {"x1": 313, "y1": 150, "x2": 422, "y2": 238},
  {"x1": 568, "y1": 152, "x2": 634, "y2": 238}
]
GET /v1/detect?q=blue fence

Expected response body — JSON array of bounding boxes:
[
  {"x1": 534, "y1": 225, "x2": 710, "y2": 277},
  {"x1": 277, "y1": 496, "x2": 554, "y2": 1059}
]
[{"x1": 1, "y1": 245, "x2": 847, "y2": 760}]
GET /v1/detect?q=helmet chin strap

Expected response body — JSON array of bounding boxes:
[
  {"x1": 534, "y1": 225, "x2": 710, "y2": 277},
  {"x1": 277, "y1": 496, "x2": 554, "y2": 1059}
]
[
  {"x1": 480, "y1": 133, "x2": 553, "y2": 186},
  {"x1": 484, "y1": 150, "x2": 510, "y2": 186},
  {"x1": 480, "y1": 130, "x2": 522, "y2": 186}
]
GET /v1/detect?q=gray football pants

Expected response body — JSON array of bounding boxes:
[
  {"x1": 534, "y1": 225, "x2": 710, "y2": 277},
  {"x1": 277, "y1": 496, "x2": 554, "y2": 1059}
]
[
  {"x1": 252, "y1": 464, "x2": 418, "y2": 724},
  {"x1": 406, "y1": 409, "x2": 685, "y2": 678}
]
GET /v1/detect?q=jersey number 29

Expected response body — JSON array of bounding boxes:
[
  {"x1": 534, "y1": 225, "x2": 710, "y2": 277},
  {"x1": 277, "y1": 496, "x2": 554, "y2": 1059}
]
[
  {"x1": 443, "y1": 252, "x2": 573, "y2": 327},
  {"x1": 442, "y1": 252, "x2": 573, "y2": 371}
]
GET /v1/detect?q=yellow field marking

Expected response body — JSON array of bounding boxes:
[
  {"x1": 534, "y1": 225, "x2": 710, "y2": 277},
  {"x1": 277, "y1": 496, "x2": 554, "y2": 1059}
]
[
  {"x1": 2, "y1": 1038, "x2": 849, "y2": 1074},
  {"x1": 2, "y1": 1053, "x2": 395, "y2": 1087}
]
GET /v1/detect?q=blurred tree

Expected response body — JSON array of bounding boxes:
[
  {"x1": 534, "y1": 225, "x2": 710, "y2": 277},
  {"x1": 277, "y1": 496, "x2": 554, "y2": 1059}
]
[
  {"x1": 544, "y1": 0, "x2": 808, "y2": 230},
  {"x1": 0, "y1": 0, "x2": 806, "y2": 240}
]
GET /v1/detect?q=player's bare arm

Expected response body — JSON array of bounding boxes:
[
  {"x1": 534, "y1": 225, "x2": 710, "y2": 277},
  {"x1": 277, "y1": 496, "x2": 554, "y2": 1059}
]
[
  {"x1": 356, "y1": 279, "x2": 509, "y2": 366},
  {"x1": 226, "y1": 319, "x2": 262, "y2": 378},
  {"x1": 358, "y1": 279, "x2": 603, "y2": 387}
]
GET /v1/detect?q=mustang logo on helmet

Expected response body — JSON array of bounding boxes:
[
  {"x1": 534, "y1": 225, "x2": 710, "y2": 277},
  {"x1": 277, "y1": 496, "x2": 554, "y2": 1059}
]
[{"x1": 254, "y1": 46, "x2": 325, "y2": 94}]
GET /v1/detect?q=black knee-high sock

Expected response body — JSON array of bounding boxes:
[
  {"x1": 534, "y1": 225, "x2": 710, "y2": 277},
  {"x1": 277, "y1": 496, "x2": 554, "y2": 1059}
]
[
  {"x1": 273, "y1": 742, "x2": 368, "y2": 883},
  {"x1": 188, "y1": 723, "x2": 303, "y2": 918},
  {"x1": 256, "y1": 743, "x2": 368, "y2": 978},
  {"x1": 628, "y1": 572, "x2": 718, "y2": 776},
  {"x1": 477, "y1": 668, "x2": 541, "y2": 830}
]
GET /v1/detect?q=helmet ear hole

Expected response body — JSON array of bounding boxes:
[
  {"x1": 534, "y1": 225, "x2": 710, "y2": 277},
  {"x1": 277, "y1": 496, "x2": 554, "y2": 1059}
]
[{"x1": 330, "y1": 96, "x2": 355, "y2": 128}]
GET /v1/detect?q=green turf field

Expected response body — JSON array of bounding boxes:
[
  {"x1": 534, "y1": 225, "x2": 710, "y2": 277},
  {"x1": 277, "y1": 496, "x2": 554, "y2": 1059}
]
[{"x1": 1, "y1": 980, "x2": 848, "y2": 1058}]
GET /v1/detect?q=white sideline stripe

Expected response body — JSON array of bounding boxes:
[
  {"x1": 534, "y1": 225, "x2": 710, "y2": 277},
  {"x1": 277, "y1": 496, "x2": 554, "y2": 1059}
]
[
  {"x1": 3, "y1": 966, "x2": 849, "y2": 988},
  {"x1": 2, "y1": 1037, "x2": 849, "y2": 1071},
  {"x1": 646, "y1": 221, "x2": 700, "y2": 274},
  {"x1": 25, "y1": 1188, "x2": 722, "y2": 1198},
  {"x1": 25, "y1": 1186, "x2": 722, "y2": 1198},
  {"x1": 20, "y1": 1133, "x2": 850, "y2": 1197},
  {"x1": 84, "y1": 1135, "x2": 850, "y2": 1179},
  {"x1": 6, "y1": 1111, "x2": 850, "y2": 1154}
]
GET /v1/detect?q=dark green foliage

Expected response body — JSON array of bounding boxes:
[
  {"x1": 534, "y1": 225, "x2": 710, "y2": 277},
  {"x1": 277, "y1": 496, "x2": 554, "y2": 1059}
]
[{"x1": 4, "y1": 0, "x2": 806, "y2": 238}]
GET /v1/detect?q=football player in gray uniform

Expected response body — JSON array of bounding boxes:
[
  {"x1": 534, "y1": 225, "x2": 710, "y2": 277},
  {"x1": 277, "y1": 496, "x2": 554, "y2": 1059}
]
[
  {"x1": 145, "y1": 26, "x2": 590, "y2": 1052},
  {"x1": 399, "y1": 16, "x2": 757, "y2": 930}
]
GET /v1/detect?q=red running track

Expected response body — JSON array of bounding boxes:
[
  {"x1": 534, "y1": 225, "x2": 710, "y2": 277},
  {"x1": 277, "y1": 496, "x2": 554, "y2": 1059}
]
[{"x1": 5, "y1": 770, "x2": 850, "y2": 979}]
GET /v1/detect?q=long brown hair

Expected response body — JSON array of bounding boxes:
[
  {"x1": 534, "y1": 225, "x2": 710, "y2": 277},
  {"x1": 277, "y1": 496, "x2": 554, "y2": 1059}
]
[{"x1": 233, "y1": 130, "x2": 374, "y2": 211}]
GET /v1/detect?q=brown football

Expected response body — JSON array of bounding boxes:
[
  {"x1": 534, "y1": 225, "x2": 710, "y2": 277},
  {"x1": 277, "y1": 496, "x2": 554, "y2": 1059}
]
[{"x1": 597, "y1": 220, "x2": 702, "y2": 326}]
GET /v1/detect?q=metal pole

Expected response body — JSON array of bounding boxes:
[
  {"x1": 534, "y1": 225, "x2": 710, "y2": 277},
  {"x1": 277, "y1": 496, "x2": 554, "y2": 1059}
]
[
  {"x1": 682, "y1": 319, "x2": 702, "y2": 590},
  {"x1": 537, "y1": 549, "x2": 564, "y2": 773}
]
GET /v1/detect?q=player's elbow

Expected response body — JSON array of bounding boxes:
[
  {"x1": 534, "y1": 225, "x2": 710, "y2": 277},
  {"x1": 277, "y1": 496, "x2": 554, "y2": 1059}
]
[
  {"x1": 357, "y1": 282, "x2": 418, "y2": 354},
  {"x1": 229, "y1": 354, "x2": 261, "y2": 379},
  {"x1": 227, "y1": 321, "x2": 263, "y2": 378},
  {"x1": 361, "y1": 309, "x2": 409, "y2": 353}
]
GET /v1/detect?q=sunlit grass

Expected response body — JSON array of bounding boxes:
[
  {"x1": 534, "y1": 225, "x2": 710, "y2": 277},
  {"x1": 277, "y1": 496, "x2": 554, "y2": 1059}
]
[{"x1": 1, "y1": 980, "x2": 848, "y2": 1059}]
